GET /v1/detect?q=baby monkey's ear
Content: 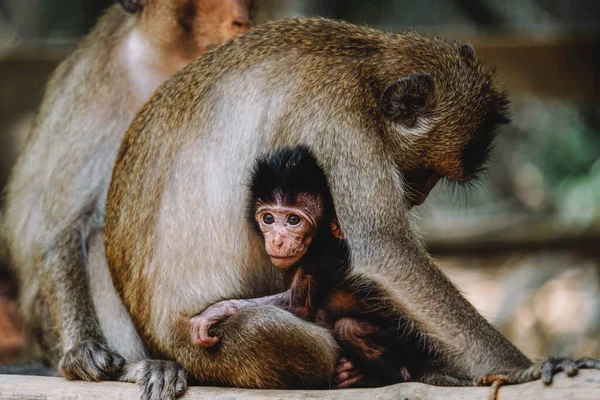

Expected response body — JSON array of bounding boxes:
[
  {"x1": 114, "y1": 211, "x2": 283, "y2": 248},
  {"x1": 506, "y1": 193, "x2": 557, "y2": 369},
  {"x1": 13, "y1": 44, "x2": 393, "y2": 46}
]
[
  {"x1": 380, "y1": 73, "x2": 435, "y2": 128},
  {"x1": 118, "y1": 0, "x2": 144, "y2": 13}
]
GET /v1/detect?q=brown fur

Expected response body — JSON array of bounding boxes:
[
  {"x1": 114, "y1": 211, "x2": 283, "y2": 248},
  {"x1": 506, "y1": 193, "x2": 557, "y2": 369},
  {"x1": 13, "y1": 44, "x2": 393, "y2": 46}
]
[{"x1": 104, "y1": 18, "x2": 533, "y2": 389}]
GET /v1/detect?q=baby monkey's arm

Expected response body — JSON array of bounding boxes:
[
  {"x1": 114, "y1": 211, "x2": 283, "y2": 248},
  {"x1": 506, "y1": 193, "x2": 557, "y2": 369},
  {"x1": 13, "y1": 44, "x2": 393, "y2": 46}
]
[{"x1": 190, "y1": 267, "x2": 315, "y2": 347}]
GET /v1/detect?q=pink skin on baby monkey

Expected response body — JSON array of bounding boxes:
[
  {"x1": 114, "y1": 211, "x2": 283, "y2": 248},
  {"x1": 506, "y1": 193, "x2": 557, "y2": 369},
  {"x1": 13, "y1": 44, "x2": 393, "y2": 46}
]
[{"x1": 255, "y1": 199, "x2": 320, "y2": 268}]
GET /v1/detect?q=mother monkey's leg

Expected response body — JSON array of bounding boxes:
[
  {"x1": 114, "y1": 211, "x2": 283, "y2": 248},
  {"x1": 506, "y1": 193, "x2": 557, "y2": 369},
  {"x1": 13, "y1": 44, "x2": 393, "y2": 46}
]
[
  {"x1": 173, "y1": 306, "x2": 338, "y2": 388},
  {"x1": 117, "y1": 306, "x2": 337, "y2": 396}
]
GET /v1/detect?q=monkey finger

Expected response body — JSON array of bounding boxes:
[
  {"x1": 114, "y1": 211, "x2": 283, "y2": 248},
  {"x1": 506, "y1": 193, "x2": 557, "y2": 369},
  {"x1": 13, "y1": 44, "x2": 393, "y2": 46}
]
[
  {"x1": 530, "y1": 366, "x2": 542, "y2": 381},
  {"x1": 192, "y1": 336, "x2": 220, "y2": 347},
  {"x1": 576, "y1": 357, "x2": 600, "y2": 369},
  {"x1": 335, "y1": 373, "x2": 362, "y2": 389},
  {"x1": 334, "y1": 369, "x2": 361, "y2": 385},
  {"x1": 189, "y1": 323, "x2": 197, "y2": 341},
  {"x1": 195, "y1": 320, "x2": 218, "y2": 341},
  {"x1": 292, "y1": 306, "x2": 310, "y2": 319},
  {"x1": 541, "y1": 361, "x2": 555, "y2": 385},
  {"x1": 191, "y1": 320, "x2": 219, "y2": 346},
  {"x1": 175, "y1": 367, "x2": 187, "y2": 397},
  {"x1": 190, "y1": 321, "x2": 202, "y2": 341},
  {"x1": 150, "y1": 366, "x2": 168, "y2": 400},
  {"x1": 336, "y1": 360, "x2": 355, "y2": 374},
  {"x1": 559, "y1": 359, "x2": 578, "y2": 377}
]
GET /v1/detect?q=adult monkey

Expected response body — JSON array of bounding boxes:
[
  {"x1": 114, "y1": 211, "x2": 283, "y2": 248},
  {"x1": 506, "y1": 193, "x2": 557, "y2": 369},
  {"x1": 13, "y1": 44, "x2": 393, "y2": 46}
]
[
  {"x1": 106, "y1": 19, "x2": 600, "y2": 388},
  {"x1": 3, "y1": 0, "x2": 253, "y2": 390}
]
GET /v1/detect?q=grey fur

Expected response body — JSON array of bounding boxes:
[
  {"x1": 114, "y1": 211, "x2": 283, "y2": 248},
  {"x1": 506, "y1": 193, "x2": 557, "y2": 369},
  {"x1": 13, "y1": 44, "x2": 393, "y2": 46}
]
[{"x1": 3, "y1": 0, "x2": 252, "y2": 395}]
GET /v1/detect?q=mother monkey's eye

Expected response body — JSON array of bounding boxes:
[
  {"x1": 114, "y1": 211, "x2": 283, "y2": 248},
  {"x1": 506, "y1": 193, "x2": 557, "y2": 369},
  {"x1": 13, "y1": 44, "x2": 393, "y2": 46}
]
[
  {"x1": 287, "y1": 215, "x2": 301, "y2": 225},
  {"x1": 262, "y1": 213, "x2": 274, "y2": 224}
]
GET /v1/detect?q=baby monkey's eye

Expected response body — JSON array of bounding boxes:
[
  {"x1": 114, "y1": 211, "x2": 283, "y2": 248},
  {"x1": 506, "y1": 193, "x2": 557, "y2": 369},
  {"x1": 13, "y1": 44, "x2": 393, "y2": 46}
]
[
  {"x1": 287, "y1": 214, "x2": 301, "y2": 225},
  {"x1": 262, "y1": 213, "x2": 274, "y2": 224}
]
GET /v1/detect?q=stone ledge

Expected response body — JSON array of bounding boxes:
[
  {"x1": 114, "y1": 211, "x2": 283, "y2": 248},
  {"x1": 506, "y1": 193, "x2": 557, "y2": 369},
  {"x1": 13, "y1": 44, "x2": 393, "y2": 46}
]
[{"x1": 1, "y1": 370, "x2": 599, "y2": 399}]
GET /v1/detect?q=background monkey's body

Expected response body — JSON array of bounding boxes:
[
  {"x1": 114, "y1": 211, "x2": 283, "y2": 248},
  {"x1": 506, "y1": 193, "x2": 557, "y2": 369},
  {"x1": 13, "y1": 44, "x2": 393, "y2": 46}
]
[
  {"x1": 7, "y1": 5, "x2": 150, "y2": 367},
  {"x1": 3, "y1": 0, "x2": 252, "y2": 392}
]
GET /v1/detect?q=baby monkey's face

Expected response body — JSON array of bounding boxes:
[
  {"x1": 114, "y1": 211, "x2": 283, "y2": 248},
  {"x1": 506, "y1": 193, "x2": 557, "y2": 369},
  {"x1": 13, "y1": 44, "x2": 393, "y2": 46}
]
[{"x1": 255, "y1": 195, "x2": 322, "y2": 268}]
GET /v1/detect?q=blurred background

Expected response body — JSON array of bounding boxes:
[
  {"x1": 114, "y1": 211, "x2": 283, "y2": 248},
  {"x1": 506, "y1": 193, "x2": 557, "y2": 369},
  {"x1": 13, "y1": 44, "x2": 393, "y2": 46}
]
[{"x1": 1, "y1": 0, "x2": 599, "y2": 366}]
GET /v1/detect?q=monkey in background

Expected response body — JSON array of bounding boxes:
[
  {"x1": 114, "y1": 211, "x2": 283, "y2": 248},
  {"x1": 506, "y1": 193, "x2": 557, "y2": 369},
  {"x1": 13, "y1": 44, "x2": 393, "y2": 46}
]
[
  {"x1": 106, "y1": 18, "x2": 600, "y2": 392},
  {"x1": 190, "y1": 146, "x2": 463, "y2": 388},
  {"x1": 3, "y1": 0, "x2": 252, "y2": 395}
]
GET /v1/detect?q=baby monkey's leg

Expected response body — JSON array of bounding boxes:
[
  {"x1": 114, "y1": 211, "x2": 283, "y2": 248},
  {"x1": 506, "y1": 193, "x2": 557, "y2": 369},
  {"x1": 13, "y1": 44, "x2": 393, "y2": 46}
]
[{"x1": 333, "y1": 317, "x2": 410, "y2": 388}]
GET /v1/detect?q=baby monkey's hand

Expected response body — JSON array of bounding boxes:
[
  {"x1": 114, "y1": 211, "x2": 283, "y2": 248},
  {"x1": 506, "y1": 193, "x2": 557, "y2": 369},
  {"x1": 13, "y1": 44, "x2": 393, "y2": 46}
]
[{"x1": 190, "y1": 300, "x2": 242, "y2": 347}]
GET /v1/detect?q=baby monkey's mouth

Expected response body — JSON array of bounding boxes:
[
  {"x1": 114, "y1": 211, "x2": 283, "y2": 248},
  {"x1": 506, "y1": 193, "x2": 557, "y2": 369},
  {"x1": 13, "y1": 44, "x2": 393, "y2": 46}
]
[{"x1": 404, "y1": 169, "x2": 440, "y2": 207}]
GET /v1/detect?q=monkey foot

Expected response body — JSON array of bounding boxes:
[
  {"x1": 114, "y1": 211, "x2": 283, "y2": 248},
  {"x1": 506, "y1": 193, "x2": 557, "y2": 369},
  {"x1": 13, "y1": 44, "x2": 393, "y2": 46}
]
[
  {"x1": 120, "y1": 359, "x2": 188, "y2": 400},
  {"x1": 476, "y1": 357, "x2": 600, "y2": 386},
  {"x1": 334, "y1": 357, "x2": 363, "y2": 388},
  {"x1": 59, "y1": 340, "x2": 125, "y2": 381}
]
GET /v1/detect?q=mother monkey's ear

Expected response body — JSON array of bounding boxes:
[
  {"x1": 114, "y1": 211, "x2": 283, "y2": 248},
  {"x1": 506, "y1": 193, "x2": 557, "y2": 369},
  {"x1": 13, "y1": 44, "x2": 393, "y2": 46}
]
[
  {"x1": 118, "y1": 0, "x2": 145, "y2": 13},
  {"x1": 380, "y1": 73, "x2": 436, "y2": 128}
]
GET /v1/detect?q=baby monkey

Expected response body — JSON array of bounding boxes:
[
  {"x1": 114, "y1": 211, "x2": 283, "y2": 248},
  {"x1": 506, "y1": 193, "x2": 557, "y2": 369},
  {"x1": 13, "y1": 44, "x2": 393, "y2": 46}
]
[{"x1": 190, "y1": 146, "x2": 422, "y2": 388}]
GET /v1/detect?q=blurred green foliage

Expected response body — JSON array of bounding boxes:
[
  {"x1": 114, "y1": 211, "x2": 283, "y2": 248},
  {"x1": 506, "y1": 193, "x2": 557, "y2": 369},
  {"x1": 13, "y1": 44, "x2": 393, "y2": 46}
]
[{"x1": 534, "y1": 106, "x2": 600, "y2": 221}]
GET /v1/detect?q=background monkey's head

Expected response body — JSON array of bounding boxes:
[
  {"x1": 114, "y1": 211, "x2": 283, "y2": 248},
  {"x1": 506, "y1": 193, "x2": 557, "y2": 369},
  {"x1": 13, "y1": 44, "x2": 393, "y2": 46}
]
[{"x1": 118, "y1": 0, "x2": 253, "y2": 62}]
